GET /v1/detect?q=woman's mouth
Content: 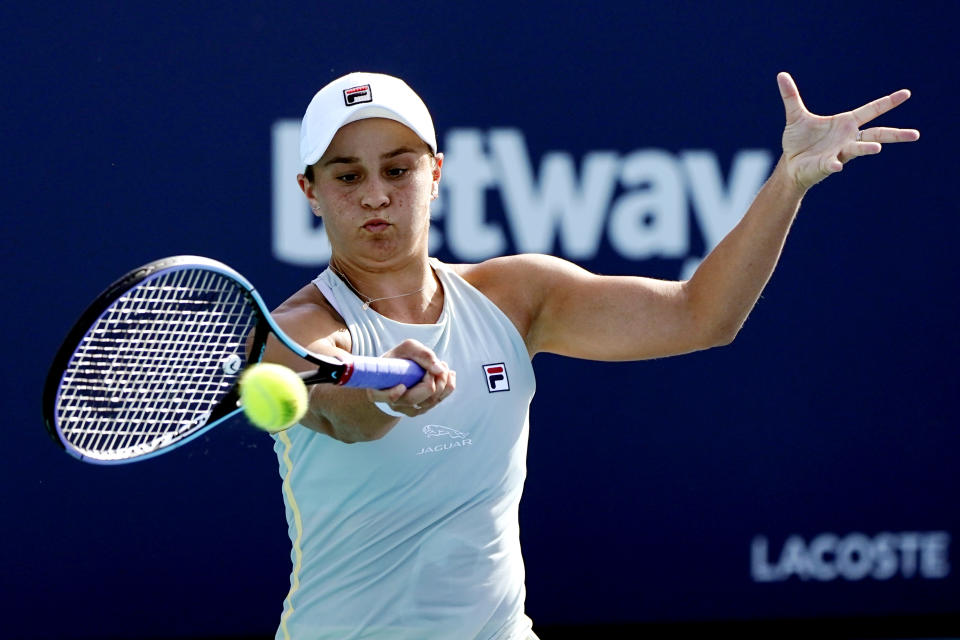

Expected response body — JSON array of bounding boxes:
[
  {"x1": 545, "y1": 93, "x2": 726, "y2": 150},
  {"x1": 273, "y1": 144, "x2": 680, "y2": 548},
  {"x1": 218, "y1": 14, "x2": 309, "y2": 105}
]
[{"x1": 362, "y1": 219, "x2": 390, "y2": 233}]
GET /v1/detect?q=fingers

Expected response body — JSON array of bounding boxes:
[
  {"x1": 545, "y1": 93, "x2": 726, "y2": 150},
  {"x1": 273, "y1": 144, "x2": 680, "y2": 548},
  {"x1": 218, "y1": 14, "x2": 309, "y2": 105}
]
[
  {"x1": 385, "y1": 338, "x2": 446, "y2": 377},
  {"x1": 370, "y1": 339, "x2": 457, "y2": 417},
  {"x1": 777, "y1": 73, "x2": 918, "y2": 190},
  {"x1": 407, "y1": 368, "x2": 457, "y2": 414},
  {"x1": 837, "y1": 141, "x2": 881, "y2": 165},
  {"x1": 858, "y1": 126, "x2": 921, "y2": 144},
  {"x1": 407, "y1": 364, "x2": 457, "y2": 413},
  {"x1": 837, "y1": 125, "x2": 920, "y2": 165},
  {"x1": 367, "y1": 383, "x2": 410, "y2": 405},
  {"x1": 777, "y1": 71, "x2": 807, "y2": 122},
  {"x1": 852, "y1": 89, "x2": 912, "y2": 126},
  {"x1": 371, "y1": 367, "x2": 456, "y2": 417}
]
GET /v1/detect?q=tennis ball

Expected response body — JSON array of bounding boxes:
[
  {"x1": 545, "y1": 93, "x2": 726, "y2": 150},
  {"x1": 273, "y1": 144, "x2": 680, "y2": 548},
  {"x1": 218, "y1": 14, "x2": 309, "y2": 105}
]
[{"x1": 239, "y1": 363, "x2": 309, "y2": 432}]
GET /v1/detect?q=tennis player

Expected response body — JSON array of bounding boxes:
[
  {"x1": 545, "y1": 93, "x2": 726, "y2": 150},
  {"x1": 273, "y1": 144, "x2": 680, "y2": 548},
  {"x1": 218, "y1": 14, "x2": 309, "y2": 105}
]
[{"x1": 264, "y1": 71, "x2": 918, "y2": 639}]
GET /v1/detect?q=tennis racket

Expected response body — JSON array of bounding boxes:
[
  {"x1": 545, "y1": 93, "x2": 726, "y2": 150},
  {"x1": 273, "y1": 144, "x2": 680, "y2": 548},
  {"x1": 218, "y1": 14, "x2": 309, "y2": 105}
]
[{"x1": 42, "y1": 255, "x2": 425, "y2": 465}]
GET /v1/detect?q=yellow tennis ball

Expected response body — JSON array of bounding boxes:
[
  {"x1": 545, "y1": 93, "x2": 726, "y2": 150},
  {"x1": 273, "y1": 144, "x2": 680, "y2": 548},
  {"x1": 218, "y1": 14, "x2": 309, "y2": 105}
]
[{"x1": 239, "y1": 363, "x2": 309, "y2": 432}]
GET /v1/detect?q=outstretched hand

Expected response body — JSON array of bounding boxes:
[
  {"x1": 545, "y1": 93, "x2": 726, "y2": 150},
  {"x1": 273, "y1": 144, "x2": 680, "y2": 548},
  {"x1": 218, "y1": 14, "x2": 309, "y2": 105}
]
[{"x1": 777, "y1": 72, "x2": 919, "y2": 191}]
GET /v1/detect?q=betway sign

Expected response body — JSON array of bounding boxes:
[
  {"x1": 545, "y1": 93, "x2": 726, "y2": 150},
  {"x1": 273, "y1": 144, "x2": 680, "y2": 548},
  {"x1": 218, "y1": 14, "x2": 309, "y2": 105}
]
[{"x1": 272, "y1": 122, "x2": 773, "y2": 277}]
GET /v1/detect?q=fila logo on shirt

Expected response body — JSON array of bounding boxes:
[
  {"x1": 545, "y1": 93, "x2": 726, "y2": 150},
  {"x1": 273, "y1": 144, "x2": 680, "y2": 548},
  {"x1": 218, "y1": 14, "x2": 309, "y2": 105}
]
[
  {"x1": 483, "y1": 363, "x2": 510, "y2": 393},
  {"x1": 343, "y1": 84, "x2": 372, "y2": 106}
]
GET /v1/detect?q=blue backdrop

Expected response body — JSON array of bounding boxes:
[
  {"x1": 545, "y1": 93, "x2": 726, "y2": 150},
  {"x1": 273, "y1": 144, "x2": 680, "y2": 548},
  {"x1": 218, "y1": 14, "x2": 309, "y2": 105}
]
[{"x1": 3, "y1": 2, "x2": 957, "y2": 637}]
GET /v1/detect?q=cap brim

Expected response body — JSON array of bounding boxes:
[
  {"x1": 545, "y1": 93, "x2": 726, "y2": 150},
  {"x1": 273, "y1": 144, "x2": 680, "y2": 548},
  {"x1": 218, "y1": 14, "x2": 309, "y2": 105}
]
[{"x1": 301, "y1": 106, "x2": 436, "y2": 167}]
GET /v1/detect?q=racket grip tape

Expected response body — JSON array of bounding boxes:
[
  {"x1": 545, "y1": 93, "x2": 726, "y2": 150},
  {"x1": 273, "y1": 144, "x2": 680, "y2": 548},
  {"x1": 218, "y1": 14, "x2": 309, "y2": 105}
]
[{"x1": 339, "y1": 356, "x2": 426, "y2": 389}]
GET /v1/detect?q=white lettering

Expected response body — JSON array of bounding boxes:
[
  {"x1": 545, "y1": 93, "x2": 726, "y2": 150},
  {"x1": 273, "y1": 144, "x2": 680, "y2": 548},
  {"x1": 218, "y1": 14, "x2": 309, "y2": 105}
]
[
  {"x1": 899, "y1": 532, "x2": 920, "y2": 578},
  {"x1": 609, "y1": 150, "x2": 686, "y2": 260},
  {"x1": 416, "y1": 438, "x2": 473, "y2": 455},
  {"x1": 750, "y1": 536, "x2": 782, "y2": 582},
  {"x1": 808, "y1": 533, "x2": 839, "y2": 581},
  {"x1": 752, "y1": 531, "x2": 952, "y2": 583},
  {"x1": 680, "y1": 149, "x2": 774, "y2": 278},
  {"x1": 922, "y1": 531, "x2": 951, "y2": 578},
  {"x1": 779, "y1": 535, "x2": 814, "y2": 580},
  {"x1": 683, "y1": 150, "x2": 774, "y2": 250},
  {"x1": 836, "y1": 532, "x2": 873, "y2": 580},
  {"x1": 871, "y1": 532, "x2": 898, "y2": 580},
  {"x1": 439, "y1": 129, "x2": 503, "y2": 259},
  {"x1": 490, "y1": 129, "x2": 618, "y2": 258},
  {"x1": 271, "y1": 122, "x2": 773, "y2": 273}
]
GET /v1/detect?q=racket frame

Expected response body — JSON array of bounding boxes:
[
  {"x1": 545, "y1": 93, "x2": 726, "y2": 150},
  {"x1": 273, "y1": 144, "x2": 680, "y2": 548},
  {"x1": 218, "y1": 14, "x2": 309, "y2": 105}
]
[{"x1": 42, "y1": 256, "x2": 349, "y2": 464}]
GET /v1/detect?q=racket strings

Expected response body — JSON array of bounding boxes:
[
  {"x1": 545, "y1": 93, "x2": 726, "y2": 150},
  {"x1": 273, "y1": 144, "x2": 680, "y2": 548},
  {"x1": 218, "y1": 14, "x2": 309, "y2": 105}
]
[
  {"x1": 57, "y1": 268, "x2": 257, "y2": 458},
  {"x1": 112, "y1": 268, "x2": 231, "y2": 453},
  {"x1": 97, "y1": 268, "x2": 209, "y2": 454}
]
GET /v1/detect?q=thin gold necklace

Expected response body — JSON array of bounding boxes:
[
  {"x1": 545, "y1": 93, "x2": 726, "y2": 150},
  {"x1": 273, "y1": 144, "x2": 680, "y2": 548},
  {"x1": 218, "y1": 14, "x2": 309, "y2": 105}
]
[{"x1": 328, "y1": 262, "x2": 429, "y2": 311}]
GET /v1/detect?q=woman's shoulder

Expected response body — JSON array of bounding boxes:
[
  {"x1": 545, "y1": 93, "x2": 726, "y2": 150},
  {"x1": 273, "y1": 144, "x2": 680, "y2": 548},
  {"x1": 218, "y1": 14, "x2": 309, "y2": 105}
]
[
  {"x1": 272, "y1": 281, "x2": 351, "y2": 353},
  {"x1": 437, "y1": 254, "x2": 570, "y2": 347}
]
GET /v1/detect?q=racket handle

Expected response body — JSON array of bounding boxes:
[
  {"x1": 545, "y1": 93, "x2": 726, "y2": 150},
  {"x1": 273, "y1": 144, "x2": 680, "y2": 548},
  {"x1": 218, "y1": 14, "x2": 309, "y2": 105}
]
[{"x1": 339, "y1": 356, "x2": 426, "y2": 389}]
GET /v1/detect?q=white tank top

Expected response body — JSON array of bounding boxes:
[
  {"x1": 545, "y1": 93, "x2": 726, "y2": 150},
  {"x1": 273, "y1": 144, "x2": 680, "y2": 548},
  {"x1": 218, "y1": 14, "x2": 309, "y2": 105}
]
[{"x1": 273, "y1": 259, "x2": 536, "y2": 640}]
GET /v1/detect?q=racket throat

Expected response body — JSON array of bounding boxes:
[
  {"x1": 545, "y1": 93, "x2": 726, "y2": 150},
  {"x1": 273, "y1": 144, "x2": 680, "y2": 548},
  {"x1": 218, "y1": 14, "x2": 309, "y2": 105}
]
[{"x1": 300, "y1": 363, "x2": 351, "y2": 386}]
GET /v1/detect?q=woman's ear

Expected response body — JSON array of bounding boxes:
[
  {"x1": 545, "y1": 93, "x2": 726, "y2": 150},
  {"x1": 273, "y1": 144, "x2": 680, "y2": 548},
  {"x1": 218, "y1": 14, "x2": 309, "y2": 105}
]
[
  {"x1": 297, "y1": 172, "x2": 322, "y2": 217},
  {"x1": 430, "y1": 153, "x2": 443, "y2": 200}
]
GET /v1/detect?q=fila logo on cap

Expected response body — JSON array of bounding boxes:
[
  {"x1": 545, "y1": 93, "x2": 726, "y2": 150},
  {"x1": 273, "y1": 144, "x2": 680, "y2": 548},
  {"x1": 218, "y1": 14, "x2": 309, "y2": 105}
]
[
  {"x1": 343, "y1": 84, "x2": 372, "y2": 106},
  {"x1": 483, "y1": 363, "x2": 510, "y2": 393}
]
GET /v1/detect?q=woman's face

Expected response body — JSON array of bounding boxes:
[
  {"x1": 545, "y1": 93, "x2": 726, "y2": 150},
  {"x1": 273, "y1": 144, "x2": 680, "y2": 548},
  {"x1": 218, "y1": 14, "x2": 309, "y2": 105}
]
[{"x1": 301, "y1": 117, "x2": 442, "y2": 268}]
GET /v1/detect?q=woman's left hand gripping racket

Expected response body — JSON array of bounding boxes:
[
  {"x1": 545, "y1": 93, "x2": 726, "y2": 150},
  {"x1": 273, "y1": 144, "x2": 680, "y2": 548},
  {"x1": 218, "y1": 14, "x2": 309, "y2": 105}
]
[{"x1": 42, "y1": 256, "x2": 425, "y2": 464}]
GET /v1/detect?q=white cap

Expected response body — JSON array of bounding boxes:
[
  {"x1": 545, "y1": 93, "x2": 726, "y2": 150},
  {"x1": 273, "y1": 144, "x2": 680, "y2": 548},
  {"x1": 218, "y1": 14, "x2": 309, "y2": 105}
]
[{"x1": 299, "y1": 72, "x2": 437, "y2": 167}]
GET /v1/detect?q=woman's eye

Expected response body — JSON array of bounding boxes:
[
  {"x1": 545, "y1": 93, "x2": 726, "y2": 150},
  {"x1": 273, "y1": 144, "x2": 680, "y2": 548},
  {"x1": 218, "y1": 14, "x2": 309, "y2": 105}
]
[
  {"x1": 386, "y1": 167, "x2": 408, "y2": 178},
  {"x1": 336, "y1": 173, "x2": 359, "y2": 183}
]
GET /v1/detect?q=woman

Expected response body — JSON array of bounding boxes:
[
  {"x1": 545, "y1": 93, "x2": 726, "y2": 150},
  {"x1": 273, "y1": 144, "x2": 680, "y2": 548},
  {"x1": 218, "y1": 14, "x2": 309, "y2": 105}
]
[{"x1": 265, "y1": 71, "x2": 918, "y2": 640}]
